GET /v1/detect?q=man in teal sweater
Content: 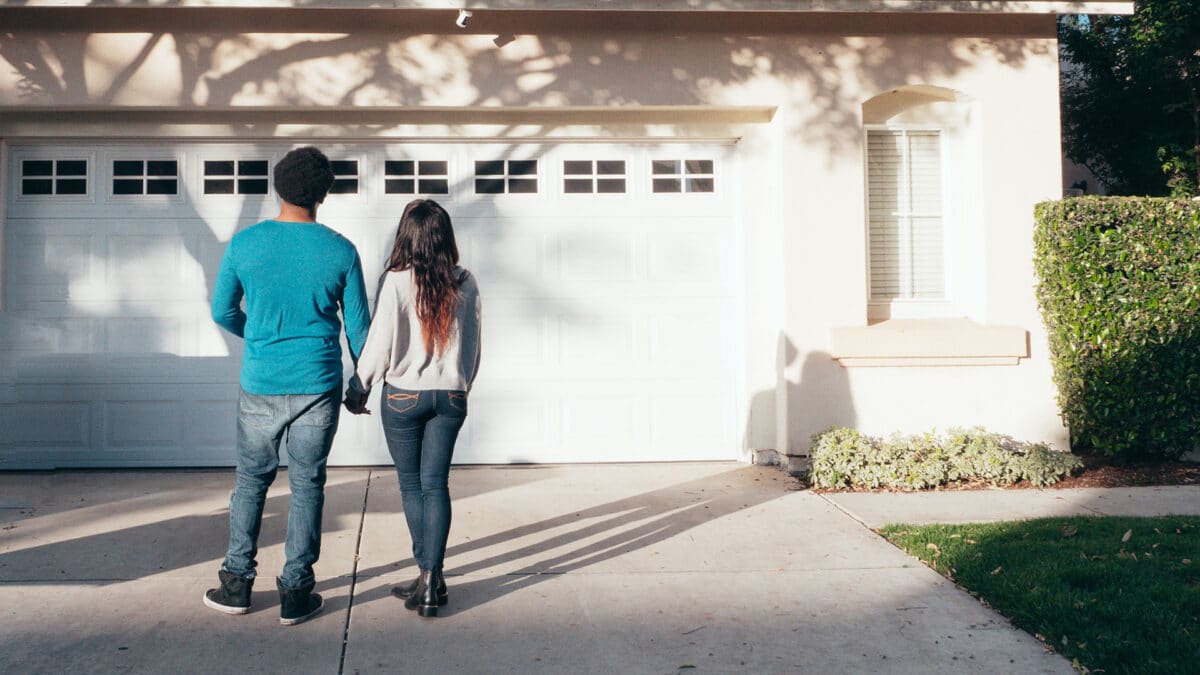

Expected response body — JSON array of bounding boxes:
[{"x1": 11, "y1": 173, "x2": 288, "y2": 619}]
[{"x1": 204, "y1": 146, "x2": 370, "y2": 626}]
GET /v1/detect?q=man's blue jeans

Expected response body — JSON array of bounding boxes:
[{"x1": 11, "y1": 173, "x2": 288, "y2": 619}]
[
  {"x1": 381, "y1": 386, "x2": 467, "y2": 572},
  {"x1": 223, "y1": 387, "x2": 339, "y2": 589}
]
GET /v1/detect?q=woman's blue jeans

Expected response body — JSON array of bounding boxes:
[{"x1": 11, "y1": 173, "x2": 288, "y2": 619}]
[
  {"x1": 223, "y1": 387, "x2": 339, "y2": 589},
  {"x1": 381, "y1": 385, "x2": 467, "y2": 572}
]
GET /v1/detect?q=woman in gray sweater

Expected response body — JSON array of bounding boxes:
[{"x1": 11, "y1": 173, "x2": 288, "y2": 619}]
[{"x1": 345, "y1": 199, "x2": 481, "y2": 617}]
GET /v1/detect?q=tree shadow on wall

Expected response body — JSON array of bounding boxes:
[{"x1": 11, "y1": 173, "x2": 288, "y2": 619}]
[{"x1": 0, "y1": 9, "x2": 1054, "y2": 161}]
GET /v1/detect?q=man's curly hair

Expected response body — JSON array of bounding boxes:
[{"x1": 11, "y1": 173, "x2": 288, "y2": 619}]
[{"x1": 274, "y1": 146, "x2": 334, "y2": 210}]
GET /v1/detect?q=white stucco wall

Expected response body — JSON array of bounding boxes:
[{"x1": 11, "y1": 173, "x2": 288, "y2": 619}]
[{"x1": 0, "y1": 9, "x2": 1069, "y2": 458}]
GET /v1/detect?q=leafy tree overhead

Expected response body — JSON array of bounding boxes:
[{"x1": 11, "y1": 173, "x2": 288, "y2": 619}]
[{"x1": 1059, "y1": 0, "x2": 1200, "y2": 197}]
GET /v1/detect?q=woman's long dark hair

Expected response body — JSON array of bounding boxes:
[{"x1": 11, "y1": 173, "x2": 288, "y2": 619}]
[{"x1": 384, "y1": 199, "x2": 461, "y2": 355}]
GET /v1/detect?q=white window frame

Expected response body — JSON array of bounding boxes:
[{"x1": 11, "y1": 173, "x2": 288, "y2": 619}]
[
  {"x1": 649, "y1": 158, "x2": 718, "y2": 196},
  {"x1": 863, "y1": 125, "x2": 952, "y2": 320},
  {"x1": 12, "y1": 151, "x2": 95, "y2": 204},
  {"x1": 560, "y1": 158, "x2": 630, "y2": 197},
  {"x1": 198, "y1": 155, "x2": 272, "y2": 199},
  {"x1": 327, "y1": 157, "x2": 364, "y2": 198},
  {"x1": 472, "y1": 158, "x2": 542, "y2": 197},
  {"x1": 103, "y1": 151, "x2": 186, "y2": 205},
  {"x1": 380, "y1": 157, "x2": 455, "y2": 200}
]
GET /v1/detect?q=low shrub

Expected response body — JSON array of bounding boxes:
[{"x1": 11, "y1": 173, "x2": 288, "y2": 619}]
[{"x1": 809, "y1": 427, "x2": 1082, "y2": 490}]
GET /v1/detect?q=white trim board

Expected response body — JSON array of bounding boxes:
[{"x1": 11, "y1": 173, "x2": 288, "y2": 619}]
[{"x1": 0, "y1": 1, "x2": 1135, "y2": 15}]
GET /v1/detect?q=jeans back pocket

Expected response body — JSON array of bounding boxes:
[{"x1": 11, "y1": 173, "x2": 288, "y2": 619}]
[
  {"x1": 445, "y1": 391, "x2": 468, "y2": 416},
  {"x1": 386, "y1": 390, "x2": 420, "y2": 414}
]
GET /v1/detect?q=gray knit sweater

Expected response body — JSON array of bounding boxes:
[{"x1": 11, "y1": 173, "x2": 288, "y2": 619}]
[{"x1": 348, "y1": 267, "x2": 481, "y2": 394}]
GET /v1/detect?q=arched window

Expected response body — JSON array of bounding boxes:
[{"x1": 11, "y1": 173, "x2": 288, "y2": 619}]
[{"x1": 862, "y1": 85, "x2": 981, "y2": 321}]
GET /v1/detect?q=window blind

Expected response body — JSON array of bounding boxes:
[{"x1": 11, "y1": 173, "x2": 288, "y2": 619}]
[{"x1": 867, "y1": 130, "x2": 944, "y2": 302}]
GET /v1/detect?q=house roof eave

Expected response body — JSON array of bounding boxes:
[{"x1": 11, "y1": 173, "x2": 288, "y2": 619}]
[{"x1": 0, "y1": 0, "x2": 1136, "y2": 16}]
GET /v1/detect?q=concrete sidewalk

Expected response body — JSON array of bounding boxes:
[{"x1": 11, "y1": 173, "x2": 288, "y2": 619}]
[{"x1": 2, "y1": 464, "x2": 1192, "y2": 674}]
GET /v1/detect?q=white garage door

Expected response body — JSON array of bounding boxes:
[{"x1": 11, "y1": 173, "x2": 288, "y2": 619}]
[{"x1": 0, "y1": 140, "x2": 741, "y2": 468}]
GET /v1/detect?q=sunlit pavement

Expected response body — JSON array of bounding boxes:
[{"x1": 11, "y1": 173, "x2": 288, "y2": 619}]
[{"x1": 1, "y1": 463, "x2": 1091, "y2": 674}]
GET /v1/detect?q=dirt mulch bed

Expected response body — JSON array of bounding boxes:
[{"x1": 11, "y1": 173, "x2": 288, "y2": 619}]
[
  {"x1": 807, "y1": 454, "x2": 1200, "y2": 493},
  {"x1": 1043, "y1": 453, "x2": 1200, "y2": 489}
]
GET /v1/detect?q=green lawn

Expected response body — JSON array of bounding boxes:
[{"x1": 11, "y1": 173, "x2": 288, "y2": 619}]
[{"x1": 882, "y1": 517, "x2": 1200, "y2": 675}]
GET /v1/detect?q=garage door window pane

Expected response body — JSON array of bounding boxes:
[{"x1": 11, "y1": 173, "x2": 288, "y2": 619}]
[
  {"x1": 419, "y1": 161, "x2": 447, "y2": 176},
  {"x1": 147, "y1": 161, "x2": 178, "y2": 176},
  {"x1": 20, "y1": 159, "x2": 90, "y2": 196},
  {"x1": 57, "y1": 160, "x2": 88, "y2": 176},
  {"x1": 652, "y1": 159, "x2": 715, "y2": 193},
  {"x1": 386, "y1": 179, "x2": 416, "y2": 194},
  {"x1": 205, "y1": 159, "x2": 268, "y2": 195},
  {"x1": 418, "y1": 179, "x2": 449, "y2": 194},
  {"x1": 475, "y1": 178, "x2": 505, "y2": 194},
  {"x1": 237, "y1": 179, "x2": 268, "y2": 194},
  {"x1": 653, "y1": 178, "x2": 682, "y2": 193},
  {"x1": 112, "y1": 160, "x2": 179, "y2": 196},
  {"x1": 564, "y1": 178, "x2": 592, "y2": 193},
  {"x1": 113, "y1": 179, "x2": 143, "y2": 195},
  {"x1": 22, "y1": 179, "x2": 53, "y2": 195},
  {"x1": 205, "y1": 160, "x2": 234, "y2": 176},
  {"x1": 387, "y1": 159, "x2": 448, "y2": 194},
  {"x1": 562, "y1": 159, "x2": 626, "y2": 194},
  {"x1": 57, "y1": 179, "x2": 87, "y2": 195},
  {"x1": 205, "y1": 179, "x2": 235, "y2": 195},
  {"x1": 474, "y1": 160, "x2": 539, "y2": 194},
  {"x1": 597, "y1": 178, "x2": 626, "y2": 194},
  {"x1": 508, "y1": 178, "x2": 537, "y2": 193},
  {"x1": 418, "y1": 161, "x2": 449, "y2": 194},
  {"x1": 475, "y1": 160, "x2": 505, "y2": 176},
  {"x1": 238, "y1": 161, "x2": 268, "y2": 176},
  {"x1": 386, "y1": 160, "x2": 415, "y2": 176},
  {"x1": 564, "y1": 160, "x2": 592, "y2": 175},
  {"x1": 113, "y1": 160, "x2": 143, "y2": 176},
  {"x1": 330, "y1": 160, "x2": 359, "y2": 195},
  {"x1": 509, "y1": 160, "x2": 537, "y2": 175},
  {"x1": 597, "y1": 161, "x2": 625, "y2": 175},
  {"x1": 147, "y1": 179, "x2": 178, "y2": 195},
  {"x1": 23, "y1": 160, "x2": 53, "y2": 176}
]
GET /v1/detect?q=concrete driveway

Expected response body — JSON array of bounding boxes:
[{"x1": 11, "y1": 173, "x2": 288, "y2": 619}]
[{"x1": 0, "y1": 463, "x2": 1072, "y2": 674}]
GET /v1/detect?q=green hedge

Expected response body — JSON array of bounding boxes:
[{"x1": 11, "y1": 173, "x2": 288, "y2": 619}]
[{"x1": 1034, "y1": 197, "x2": 1200, "y2": 458}]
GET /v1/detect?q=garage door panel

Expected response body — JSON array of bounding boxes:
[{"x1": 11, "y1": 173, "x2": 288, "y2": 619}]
[
  {"x1": 558, "y1": 232, "x2": 640, "y2": 282},
  {"x1": 562, "y1": 396, "x2": 642, "y2": 443},
  {"x1": 454, "y1": 394, "x2": 554, "y2": 464},
  {"x1": 186, "y1": 400, "x2": 239, "y2": 449},
  {"x1": 0, "y1": 401, "x2": 91, "y2": 447},
  {"x1": 105, "y1": 400, "x2": 184, "y2": 448},
  {"x1": 103, "y1": 317, "x2": 183, "y2": 354},
  {"x1": 649, "y1": 235, "x2": 728, "y2": 283},
  {"x1": 650, "y1": 391, "x2": 735, "y2": 451},
  {"x1": 0, "y1": 316, "x2": 96, "y2": 354},
  {"x1": 8, "y1": 233, "x2": 95, "y2": 283},
  {"x1": 560, "y1": 317, "x2": 639, "y2": 374},
  {"x1": 4, "y1": 140, "x2": 740, "y2": 467},
  {"x1": 482, "y1": 314, "x2": 555, "y2": 377}
]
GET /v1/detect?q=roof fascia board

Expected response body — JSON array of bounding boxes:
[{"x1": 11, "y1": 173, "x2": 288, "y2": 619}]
[{"x1": 0, "y1": 1, "x2": 1136, "y2": 16}]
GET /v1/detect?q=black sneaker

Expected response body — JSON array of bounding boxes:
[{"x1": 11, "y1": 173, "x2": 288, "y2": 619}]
[
  {"x1": 278, "y1": 578, "x2": 323, "y2": 626},
  {"x1": 203, "y1": 569, "x2": 253, "y2": 615}
]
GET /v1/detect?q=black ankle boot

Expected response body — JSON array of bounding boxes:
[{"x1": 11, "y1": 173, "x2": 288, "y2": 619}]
[
  {"x1": 204, "y1": 569, "x2": 253, "y2": 615},
  {"x1": 277, "y1": 578, "x2": 323, "y2": 626},
  {"x1": 391, "y1": 571, "x2": 447, "y2": 605},
  {"x1": 403, "y1": 569, "x2": 442, "y2": 617}
]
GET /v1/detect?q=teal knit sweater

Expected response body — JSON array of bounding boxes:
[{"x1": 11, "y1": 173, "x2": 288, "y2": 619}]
[{"x1": 211, "y1": 219, "x2": 371, "y2": 395}]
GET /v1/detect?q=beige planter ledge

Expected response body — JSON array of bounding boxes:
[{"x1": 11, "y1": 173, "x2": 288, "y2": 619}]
[{"x1": 830, "y1": 319, "x2": 1029, "y2": 367}]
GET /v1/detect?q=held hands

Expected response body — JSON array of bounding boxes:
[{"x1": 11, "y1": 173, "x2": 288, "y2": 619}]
[{"x1": 344, "y1": 387, "x2": 371, "y2": 415}]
